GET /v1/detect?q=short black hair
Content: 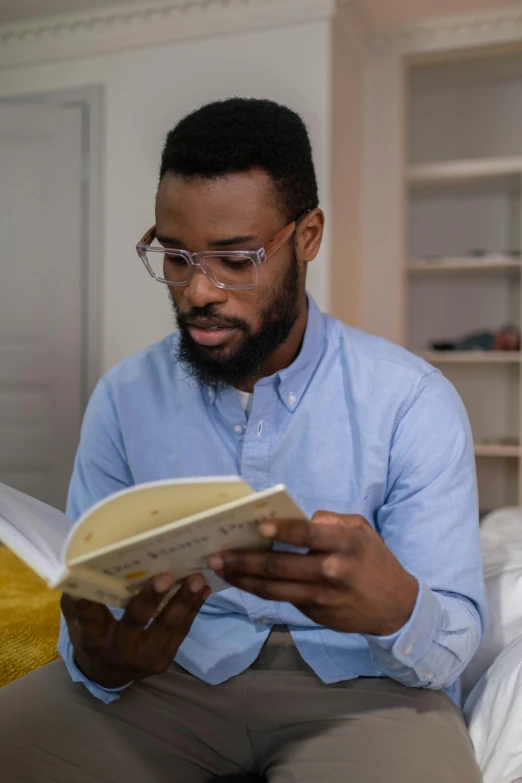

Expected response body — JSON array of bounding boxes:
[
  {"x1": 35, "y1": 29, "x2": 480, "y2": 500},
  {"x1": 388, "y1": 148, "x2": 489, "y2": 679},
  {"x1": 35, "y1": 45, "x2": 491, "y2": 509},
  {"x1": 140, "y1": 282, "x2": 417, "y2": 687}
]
[{"x1": 159, "y1": 98, "x2": 319, "y2": 221}]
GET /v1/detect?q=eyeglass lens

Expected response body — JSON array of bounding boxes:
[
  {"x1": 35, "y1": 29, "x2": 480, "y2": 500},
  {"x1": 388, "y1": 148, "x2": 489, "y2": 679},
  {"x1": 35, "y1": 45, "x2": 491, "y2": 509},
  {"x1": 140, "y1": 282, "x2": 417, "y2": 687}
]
[{"x1": 145, "y1": 251, "x2": 257, "y2": 288}]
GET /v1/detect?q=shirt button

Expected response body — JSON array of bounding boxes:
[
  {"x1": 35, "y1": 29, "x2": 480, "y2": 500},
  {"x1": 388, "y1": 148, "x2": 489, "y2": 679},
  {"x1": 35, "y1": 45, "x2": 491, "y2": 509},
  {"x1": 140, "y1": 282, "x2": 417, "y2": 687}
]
[
  {"x1": 233, "y1": 424, "x2": 243, "y2": 435},
  {"x1": 208, "y1": 389, "x2": 214, "y2": 400},
  {"x1": 404, "y1": 644, "x2": 413, "y2": 655},
  {"x1": 257, "y1": 420, "x2": 263, "y2": 436},
  {"x1": 289, "y1": 393, "x2": 297, "y2": 405},
  {"x1": 424, "y1": 673, "x2": 434, "y2": 681},
  {"x1": 259, "y1": 617, "x2": 271, "y2": 625}
]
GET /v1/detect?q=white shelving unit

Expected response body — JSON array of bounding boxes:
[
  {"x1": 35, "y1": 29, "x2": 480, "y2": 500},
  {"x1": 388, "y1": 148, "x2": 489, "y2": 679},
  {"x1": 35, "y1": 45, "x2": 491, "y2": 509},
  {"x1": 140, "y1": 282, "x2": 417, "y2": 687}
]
[
  {"x1": 409, "y1": 259, "x2": 522, "y2": 275},
  {"x1": 474, "y1": 444, "x2": 522, "y2": 459},
  {"x1": 407, "y1": 157, "x2": 522, "y2": 185},
  {"x1": 406, "y1": 53, "x2": 522, "y2": 513}
]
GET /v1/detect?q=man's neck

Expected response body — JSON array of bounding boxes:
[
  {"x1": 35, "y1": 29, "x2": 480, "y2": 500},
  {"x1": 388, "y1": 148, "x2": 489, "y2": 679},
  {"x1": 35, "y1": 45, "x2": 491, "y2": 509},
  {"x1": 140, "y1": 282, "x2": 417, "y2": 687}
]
[{"x1": 234, "y1": 298, "x2": 309, "y2": 393}]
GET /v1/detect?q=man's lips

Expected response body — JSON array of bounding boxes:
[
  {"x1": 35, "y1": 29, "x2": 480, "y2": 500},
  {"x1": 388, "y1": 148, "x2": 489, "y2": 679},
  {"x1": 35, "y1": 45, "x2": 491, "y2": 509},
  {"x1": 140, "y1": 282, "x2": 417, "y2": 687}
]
[{"x1": 185, "y1": 319, "x2": 239, "y2": 347}]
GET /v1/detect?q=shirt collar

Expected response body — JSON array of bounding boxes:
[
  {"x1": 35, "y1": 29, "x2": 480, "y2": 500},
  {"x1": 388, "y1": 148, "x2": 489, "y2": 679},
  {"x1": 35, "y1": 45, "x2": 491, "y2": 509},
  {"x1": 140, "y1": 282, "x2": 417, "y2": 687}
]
[{"x1": 202, "y1": 295, "x2": 326, "y2": 413}]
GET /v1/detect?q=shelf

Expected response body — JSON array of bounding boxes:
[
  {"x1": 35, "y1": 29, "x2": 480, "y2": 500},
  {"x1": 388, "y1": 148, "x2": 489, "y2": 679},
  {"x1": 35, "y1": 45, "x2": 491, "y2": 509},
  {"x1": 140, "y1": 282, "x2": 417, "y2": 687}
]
[
  {"x1": 475, "y1": 444, "x2": 521, "y2": 458},
  {"x1": 408, "y1": 258, "x2": 522, "y2": 274},
  {"x1": 406, "y1": 157, "x2": 522, "y2": 186},
  {"x1": 418, "y1": 351, "x2": 522, "y2": 364}
]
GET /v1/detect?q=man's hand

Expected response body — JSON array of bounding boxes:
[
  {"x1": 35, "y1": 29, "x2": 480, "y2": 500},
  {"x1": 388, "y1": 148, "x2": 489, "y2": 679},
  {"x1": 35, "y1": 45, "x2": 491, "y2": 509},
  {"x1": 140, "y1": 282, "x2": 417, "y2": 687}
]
[
  {"x1": 208, "y1": 513, "x2": 418, "y2": 637},
  {"x1": 61, "y1": 573, "x2": 210, "y2": 689}
]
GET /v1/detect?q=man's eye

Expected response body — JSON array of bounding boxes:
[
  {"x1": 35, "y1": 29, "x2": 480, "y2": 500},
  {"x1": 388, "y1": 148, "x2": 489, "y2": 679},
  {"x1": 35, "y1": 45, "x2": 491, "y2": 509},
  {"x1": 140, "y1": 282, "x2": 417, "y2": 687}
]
[
  {"x1": 220, "y1": 257, "x2": 251, "y2": 269},
  {"x1": 164, "y1": 254, "x2": 187, "y2": 267}
]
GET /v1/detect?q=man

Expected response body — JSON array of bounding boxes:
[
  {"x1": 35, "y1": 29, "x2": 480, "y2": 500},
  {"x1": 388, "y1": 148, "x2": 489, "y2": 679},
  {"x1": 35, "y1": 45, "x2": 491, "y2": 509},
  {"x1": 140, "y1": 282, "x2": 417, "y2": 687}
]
[{"x1": 0, "y1": 98, "x2": 484, "y2": 782}]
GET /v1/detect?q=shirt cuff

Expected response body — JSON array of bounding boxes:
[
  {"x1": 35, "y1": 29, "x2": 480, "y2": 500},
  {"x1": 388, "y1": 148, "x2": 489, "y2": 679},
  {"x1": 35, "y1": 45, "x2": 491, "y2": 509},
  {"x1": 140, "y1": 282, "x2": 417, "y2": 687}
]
[
  {"x1": 58, "y1": 614, "x2": 133, "y2": 704},
  {"x1": 363, "y1": 581, "x2": 444, "y2": 681}
]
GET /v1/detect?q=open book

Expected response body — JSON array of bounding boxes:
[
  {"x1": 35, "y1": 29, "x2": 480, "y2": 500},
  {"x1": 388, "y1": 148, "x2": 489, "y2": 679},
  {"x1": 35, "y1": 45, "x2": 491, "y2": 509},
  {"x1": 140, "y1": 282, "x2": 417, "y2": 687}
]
[{"x1": 0, "y1": 478, "x2": 307, "y2": 607}]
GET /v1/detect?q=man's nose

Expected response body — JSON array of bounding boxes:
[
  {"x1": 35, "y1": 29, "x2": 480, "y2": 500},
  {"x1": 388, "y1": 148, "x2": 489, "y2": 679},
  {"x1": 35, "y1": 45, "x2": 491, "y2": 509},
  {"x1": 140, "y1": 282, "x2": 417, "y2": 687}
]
[{"x1": 182, "y1": 265, "x2": 228, "y2": 309}]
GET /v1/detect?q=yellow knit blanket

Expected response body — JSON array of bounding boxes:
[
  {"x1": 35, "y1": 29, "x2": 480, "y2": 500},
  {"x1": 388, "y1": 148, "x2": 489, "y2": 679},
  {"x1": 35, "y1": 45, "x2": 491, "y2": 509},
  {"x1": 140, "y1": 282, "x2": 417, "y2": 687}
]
[{"x1": 0, "y1": 547, "x2": 60, "y2": 687}]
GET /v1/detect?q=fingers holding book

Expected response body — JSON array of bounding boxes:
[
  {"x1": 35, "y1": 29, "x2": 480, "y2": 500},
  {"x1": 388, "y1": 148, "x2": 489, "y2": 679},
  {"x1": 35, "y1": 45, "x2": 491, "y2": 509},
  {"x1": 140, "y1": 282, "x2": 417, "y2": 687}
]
[{"x1": 61, "y1": 572, "x2": 210, "y2": 689}]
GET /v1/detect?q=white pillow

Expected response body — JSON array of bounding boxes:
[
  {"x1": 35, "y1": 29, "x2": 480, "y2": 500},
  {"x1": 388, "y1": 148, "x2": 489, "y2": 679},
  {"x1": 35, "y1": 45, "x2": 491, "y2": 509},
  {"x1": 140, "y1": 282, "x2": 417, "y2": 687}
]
[
  {"x1": 461, "y1": 507, "x2": 522, "y2": 701},
  {"x1": 465, "y1": 634, "x2": 522, "y2": 783}
]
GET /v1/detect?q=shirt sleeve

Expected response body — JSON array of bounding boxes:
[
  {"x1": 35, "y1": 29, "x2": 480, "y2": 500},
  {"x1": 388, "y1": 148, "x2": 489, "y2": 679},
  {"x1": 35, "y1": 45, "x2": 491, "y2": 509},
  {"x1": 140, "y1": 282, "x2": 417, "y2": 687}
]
[
  {"x1": 58, "y1": 376, "x2": 134, "y2": 702},
  {"x1": 363, "y1": 370, "x2": 486, "y2": 690},
  {"x1": 58, "y1": 612, "x2": 130, "y2": 704}
]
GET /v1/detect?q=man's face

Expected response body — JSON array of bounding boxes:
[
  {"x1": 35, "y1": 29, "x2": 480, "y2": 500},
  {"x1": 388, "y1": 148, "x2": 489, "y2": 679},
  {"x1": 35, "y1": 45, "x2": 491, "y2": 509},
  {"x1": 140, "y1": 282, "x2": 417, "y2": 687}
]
[{"x1": 155, "y1": 170, "x2": 308, "y2": 388}]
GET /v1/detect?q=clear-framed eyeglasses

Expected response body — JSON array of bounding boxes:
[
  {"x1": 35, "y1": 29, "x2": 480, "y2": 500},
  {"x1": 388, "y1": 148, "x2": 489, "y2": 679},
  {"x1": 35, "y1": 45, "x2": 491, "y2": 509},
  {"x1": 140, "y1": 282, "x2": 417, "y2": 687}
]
[{"x1": 136, "y1": 210, "x2": 310, "y2": 292}]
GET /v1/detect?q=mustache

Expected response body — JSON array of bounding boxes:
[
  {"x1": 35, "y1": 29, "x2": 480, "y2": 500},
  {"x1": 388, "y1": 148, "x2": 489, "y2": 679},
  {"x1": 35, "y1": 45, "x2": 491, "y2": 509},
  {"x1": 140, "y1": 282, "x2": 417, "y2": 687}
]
[{"x1": 176, "y1": 305, "x2": 248, "y2": 331}]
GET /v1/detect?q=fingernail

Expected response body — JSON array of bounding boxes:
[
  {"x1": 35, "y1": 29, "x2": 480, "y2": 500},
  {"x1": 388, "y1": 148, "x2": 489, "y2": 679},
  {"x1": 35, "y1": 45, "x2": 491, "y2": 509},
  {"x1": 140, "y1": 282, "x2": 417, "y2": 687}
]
[
  {"x1": 189, "y1": 574, "x2": 207, "y2": 593},
  {"x1": 259, "y1": 522, "x2": 277, "y2": 538},
  {"x1": 207, "y1": 554, "x2": 224, "y2": 571},
  {"x1": 153, "y1": 574, "x2": 174, "y2": 593}
]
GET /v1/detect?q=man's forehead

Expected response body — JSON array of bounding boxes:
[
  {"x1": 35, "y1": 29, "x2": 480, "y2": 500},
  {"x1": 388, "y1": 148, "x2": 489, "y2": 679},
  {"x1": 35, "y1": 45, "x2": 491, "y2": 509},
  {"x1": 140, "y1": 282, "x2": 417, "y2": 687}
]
[{"x1": 156, "y1": 169, "x2": 278, "y2": 221}]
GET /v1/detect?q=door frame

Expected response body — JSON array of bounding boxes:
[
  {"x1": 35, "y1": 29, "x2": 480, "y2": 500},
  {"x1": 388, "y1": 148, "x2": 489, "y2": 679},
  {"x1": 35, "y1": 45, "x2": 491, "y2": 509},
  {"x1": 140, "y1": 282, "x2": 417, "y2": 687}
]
[{"x1": 0, "y1": 85, "x2": 103, "y2": 408}]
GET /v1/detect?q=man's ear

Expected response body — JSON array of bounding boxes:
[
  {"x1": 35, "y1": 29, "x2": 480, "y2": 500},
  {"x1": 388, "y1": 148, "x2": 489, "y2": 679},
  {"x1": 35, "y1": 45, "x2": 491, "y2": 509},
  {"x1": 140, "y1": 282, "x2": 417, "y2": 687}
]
[{"x1": 298, "y1": 209, "x2": 324, "y2": 265}]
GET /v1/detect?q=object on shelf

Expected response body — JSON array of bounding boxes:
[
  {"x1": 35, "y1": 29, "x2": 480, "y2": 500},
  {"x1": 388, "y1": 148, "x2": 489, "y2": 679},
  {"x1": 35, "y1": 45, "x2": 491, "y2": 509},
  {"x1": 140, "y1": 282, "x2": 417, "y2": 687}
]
[
  {"x1": 430, "y1": 325, "x2": 520, "y2": 352},
  {"x1": 420, "y1": 250, "x2": 522, "y2": 265}
]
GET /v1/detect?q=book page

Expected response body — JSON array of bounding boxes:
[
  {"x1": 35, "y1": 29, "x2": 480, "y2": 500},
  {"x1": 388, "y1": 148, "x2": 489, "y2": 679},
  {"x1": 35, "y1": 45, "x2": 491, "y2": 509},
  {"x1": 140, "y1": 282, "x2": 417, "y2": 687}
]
[
  {"x1": 56, "y1": 566, "x2": 227, "y2": 608},
  {"x1": 0, "y1": 482, "x2": 72, "y2": 581},
  {"x1": 65, "y1": 476, "x2": 253, "y2": 561},
  {"x1": 68, "y1": 485, "x2": 307, "y2": 603},
  {"x1": 56, "y1": 566, "x2": 131, "y2": 607}
]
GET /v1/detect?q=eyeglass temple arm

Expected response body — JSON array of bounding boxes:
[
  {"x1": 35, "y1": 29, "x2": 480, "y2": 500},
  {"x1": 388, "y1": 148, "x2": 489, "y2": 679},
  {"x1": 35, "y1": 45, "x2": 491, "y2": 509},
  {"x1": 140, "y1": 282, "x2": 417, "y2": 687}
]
[
  {"x1": 140, "y1": 210, "x2": 312, "y2": 253},
  {"x1": 264, "y1": 209, "x2": 312, "y2": 259},
  {"x1": 264, "y1": 222, "x2": 296, "y2": 259},
  {"x1": 138, "y1": 226, "x2": 157, "y2": 246}
]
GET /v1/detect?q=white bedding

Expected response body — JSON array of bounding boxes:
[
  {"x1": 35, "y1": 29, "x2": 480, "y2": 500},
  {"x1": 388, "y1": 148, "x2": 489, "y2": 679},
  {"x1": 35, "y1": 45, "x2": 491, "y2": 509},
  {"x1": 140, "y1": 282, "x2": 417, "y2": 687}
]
[
  {"x1": 461, "y1": 508, "x2": 522, "y2": 702},
  {"x1": 462, "y1": 507, "x2": 522, "y2": 782},
  {"x1": 465, "y1": 635, "x2": 522, "y2": 783}
]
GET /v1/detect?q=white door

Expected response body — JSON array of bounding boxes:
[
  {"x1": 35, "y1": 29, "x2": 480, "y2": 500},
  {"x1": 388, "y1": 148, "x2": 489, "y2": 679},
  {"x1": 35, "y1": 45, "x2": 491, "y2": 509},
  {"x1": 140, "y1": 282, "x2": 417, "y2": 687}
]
[{"x1": 0, "y1": 103, "x2": 84, "y2": 510}]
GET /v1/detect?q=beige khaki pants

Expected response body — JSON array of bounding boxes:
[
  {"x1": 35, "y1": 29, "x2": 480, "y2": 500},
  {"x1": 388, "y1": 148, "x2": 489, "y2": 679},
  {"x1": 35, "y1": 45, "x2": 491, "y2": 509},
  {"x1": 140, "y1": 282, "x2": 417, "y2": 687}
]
[{"x1": 0, "y1": 626, "x2": 481, "y2": 782}]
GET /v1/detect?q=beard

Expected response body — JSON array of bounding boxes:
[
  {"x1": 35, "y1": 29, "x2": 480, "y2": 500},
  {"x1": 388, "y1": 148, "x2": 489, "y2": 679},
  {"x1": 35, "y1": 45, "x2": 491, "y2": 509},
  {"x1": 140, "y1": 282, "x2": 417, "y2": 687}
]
[{"x1": 170, "y1": 251, "x2": 301, "y2": 389}]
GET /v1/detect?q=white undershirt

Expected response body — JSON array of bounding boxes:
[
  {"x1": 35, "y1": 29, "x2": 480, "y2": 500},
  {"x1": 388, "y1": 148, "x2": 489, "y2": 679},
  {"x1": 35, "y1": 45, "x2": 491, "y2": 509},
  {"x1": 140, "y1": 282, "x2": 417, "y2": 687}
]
[{"x1": 235, "y1": 389, "x2": 254, "y2": 418}]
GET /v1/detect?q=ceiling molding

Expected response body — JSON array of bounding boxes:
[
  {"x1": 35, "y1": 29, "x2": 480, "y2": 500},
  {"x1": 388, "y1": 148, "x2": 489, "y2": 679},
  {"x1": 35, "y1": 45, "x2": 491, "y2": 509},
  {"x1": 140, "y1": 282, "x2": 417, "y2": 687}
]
[
  {"x1": 371, "y1": 5, "x2": 522, "y2": 57},
  {"x1": 0, "y1": 0, "x2": 336, "y2": 70},
  {"x1": 3, "y1": 0, "x2": 522, "y2": 70}
]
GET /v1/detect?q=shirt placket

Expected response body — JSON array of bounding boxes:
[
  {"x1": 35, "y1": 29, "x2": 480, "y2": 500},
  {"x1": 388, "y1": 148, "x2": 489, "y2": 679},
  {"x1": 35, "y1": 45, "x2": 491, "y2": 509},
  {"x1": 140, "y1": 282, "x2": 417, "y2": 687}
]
[
  {"x1": 239, "y1": 382, "x2": 280, "y2": 625},
  {"x1": 239, "y1": 383, "x2": 275, "y2": 492}
]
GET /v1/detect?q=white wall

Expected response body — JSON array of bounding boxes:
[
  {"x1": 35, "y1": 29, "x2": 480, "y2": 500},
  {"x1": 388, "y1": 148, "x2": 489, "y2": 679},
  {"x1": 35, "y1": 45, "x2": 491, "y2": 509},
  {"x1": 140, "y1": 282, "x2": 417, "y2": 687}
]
[
  {"x1": 0, "y1": 20, "x2": 331, "y2": 373},
  {"x1": 330, "y1": 11, "x2": 366, "y2": 329}
]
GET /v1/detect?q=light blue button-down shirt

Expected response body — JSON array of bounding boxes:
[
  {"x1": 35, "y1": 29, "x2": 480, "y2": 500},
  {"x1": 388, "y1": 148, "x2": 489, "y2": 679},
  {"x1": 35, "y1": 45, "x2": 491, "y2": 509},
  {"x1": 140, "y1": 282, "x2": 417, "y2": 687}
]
[{"x1": 59, "y1": 296, "x2": 486, "y2": 707}]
